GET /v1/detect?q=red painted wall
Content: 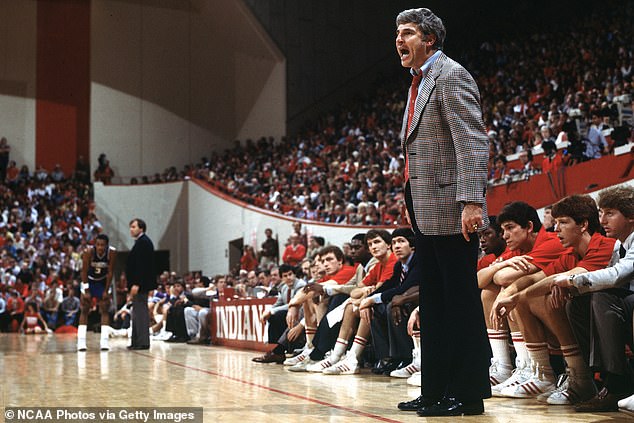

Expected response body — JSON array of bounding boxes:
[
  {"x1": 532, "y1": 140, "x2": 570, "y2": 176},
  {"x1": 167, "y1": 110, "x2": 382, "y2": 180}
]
[
  {"x1": 36, "y1": 0, "x2": 90, "y2": 176},
  {"x1": 487, "y1": 151, "x2": 634, "y2": 215}
]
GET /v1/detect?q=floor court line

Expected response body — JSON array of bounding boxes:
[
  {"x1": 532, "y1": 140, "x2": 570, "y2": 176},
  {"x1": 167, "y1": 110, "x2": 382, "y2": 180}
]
[{"x1": 136, "y1": 351, "x2": 403, "y2": 423}]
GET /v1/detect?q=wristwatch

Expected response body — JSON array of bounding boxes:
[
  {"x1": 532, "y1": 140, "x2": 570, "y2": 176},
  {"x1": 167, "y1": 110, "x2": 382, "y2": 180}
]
[{"x1": 568, "y1": 274, "x2": 576, "y2": 285}]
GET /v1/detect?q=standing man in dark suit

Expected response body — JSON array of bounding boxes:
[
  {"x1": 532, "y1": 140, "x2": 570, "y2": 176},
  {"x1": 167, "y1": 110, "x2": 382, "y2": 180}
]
[
  {"x1": 394, "y1": 8, "x2": 491, "y2": 417},
  {"x1": 126, "y1": 218, "x2": 156, "y2": 350}
]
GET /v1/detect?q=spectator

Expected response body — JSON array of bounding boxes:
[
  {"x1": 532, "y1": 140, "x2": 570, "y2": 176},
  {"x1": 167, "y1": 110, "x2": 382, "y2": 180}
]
[
  {"x1": 282, "y1": 234, "x2": 306, "y2": 267},
  {"x1": 5, "y1": 160, "x2": 19, "y2": 186},
  {"x1": 20, "y1": 302, "x2": 50, "y2": 334},
  {"x1": 94, "y1": 159, "x2": 114, "y2": 185},
  {"x1": 51, "y1": 164, "x2": 65, "y2": 182},
  {"x1": 74, "y1": 155, "x2": 90, "y2": 184},
  {"x1": 306, "y1": 236, "x2": 325, "y2": 260},
  {"x1": 541, "y1": 140, "x2": 563, "y2": 174},
  {"x1": 41, "y1": 285, "x2": 60, "y2": 329},
  {"x1": 585, "y1": 112, "x2": 610, "y2": 159},
  {"x1": 184, "y1": 276, "x2": 216, "y2": 345},
  {"x1": 0, "y1": 137, "x2": 10, "y2": 182},
  {"x1": 490, "y1": 155, "x2": 510, "y2": 183},
  {"x1": 517, "y1": 150, "x2": 536, "y2": 176},
  {"x1": 240, "y1": 245, "x2": 258, "y2": 272},
  {"x1": 7, "y1": 290, "x2": 24, "y2": 331},
  {"x1": 259, "y1": 228, "x2": 279, "y2": 270},
  {"x1": 0, "y1": 292, "x2": 7, "y2": 332},
  {"x1": 60, "y1": 287, "x2": 80, "y2": 326}
]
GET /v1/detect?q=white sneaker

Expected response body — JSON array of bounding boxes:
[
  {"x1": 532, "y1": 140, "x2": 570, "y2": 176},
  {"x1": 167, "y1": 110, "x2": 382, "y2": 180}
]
[
  {"x1": 110, "y1": 328, "x2": 129, "y2": 338},
  {"x1": 500, "y1": 364, "x2": 556, "y2": 398},
  {"x1": 407, "y1": 371, "x2": 421, "y2": 386},
  {"x1": 100, "y1": 338, "x2": 110, "y2": 351},
  {"x1": 306, "y1": 355, "x2": 340, "y2": 373},
  {"x1": 392, "y1": 348, "x2": 421, "y2": 378},
  {"x1": 283, "y1": 348, "x2": 313, "y2": 366},
  {"x1": 391, "y1": 361, "x2": 420, "y2": 378},
  {"x1": 618, "y1": 393, "x2": 634, "y2": 414},
  {"x1": 100, "y1": 326, "x2": 110, "y2": 351},
  {"x1": 153, "y1": 330, "x2": 173, "y2": 341},
  {"x1": 489, "y1": 358, "x2": 513, "y2": 386},
  {"x1": 323, "y1": 352, "x2": 359, "y2": 375},
  {"x1": 77, "y1": 325, "x2": 87, "y2": 351},
  {"x1": 288, "y1": 358, "x2": 317, "y2": 372},
  {"x1": 491, "y1": 358, "x2": 532, "y2": 397},
  {"x1": 536, "y1": 372, "x2": 568, "y2": 404},
  {"x1": 546, "y1": 368, "x2": 597, "y2": 405}
]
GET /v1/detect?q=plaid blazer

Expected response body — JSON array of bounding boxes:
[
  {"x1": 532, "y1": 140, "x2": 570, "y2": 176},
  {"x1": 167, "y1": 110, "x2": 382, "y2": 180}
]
[{"x1": 401, "y1": 52, "x2": 489, "y2": 235}]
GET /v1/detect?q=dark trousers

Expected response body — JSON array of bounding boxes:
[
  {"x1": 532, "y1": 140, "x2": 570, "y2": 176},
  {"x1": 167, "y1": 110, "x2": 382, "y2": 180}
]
[
  {"x1": 41, "y1": 310, "x2": 58, "y2": 329},
  {"x1": 268, "y1": 310, "x2": 288, "y2": 344},
  {"x1": 0, "y1": 312, "x2": 9, "y2": 332},
  {"x1": 371, "y1": 302, "x2": 414, "y2": 361},
  {"x1": 275, "y1": 325, "x2": 306, "y2": 354},
  {"x1": 166, "y1": 303, "x2": 189, "y2": 340},
  {"x1": 310, "y1": 293, "x2": 349, "y2": 360},
  {"x1": 131, "y1": 292, "x2": 150, "y2": 347},
  {"x1": 566, "y1": 289, "x2": 634, "y2": 376},
  {"x1": 416, "y1": 233, "x2": 492, "y2": 402}
]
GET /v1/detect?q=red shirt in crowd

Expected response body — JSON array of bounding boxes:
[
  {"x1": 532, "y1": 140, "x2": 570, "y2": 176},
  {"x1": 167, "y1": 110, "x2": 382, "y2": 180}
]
[
  {"x1": 240, "y1": 253, "x2": 258, "y2": 272},
  {"x1": 7, "y1": 296, "x2": 24, "y2": 314},
  {"x1": 541, "y1": 153, "x2": 563, "y2": 174},
  {"x1": 282, "y1": 244, "x2": 306, "y2": 267}
]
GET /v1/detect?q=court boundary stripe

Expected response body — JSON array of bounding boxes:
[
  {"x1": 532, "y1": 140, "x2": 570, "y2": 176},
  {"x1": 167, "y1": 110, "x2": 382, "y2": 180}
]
[{"x1": 137, "y1": 352, "x2": 403, "y2": 423}]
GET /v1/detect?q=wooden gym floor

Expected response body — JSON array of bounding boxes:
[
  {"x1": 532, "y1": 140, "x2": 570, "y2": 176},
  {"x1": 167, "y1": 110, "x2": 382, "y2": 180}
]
[{"x1": 1, "y1": 333, "x2": 632, "y2": 423}]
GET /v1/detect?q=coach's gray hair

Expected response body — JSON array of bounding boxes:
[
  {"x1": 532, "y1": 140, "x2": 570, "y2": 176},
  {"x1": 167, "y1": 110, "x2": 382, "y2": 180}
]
[{"x1": 396, "y1": 8, "x2": 445, "y2": 50}]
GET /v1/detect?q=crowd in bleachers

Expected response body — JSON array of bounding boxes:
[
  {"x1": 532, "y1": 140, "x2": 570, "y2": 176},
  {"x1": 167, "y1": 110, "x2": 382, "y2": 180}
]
[
  {"x1": 0, "y1": 152, "x2": 99, "y2": 332},
  {"x1": 123, "y1": 3, "x2": 634, "y2": 225}
]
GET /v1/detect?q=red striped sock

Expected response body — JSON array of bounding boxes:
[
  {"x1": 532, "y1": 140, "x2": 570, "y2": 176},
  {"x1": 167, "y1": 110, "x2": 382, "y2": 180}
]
[
  {"x1": 526, "y1": 342, "x2": 551, "y2": 371},
  {"x1": 350, "y1": 336, "x2": 368, "y2": 359}
]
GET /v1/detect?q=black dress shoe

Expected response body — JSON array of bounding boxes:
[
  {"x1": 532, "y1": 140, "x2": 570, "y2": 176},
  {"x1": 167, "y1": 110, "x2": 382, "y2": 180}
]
[
  {"x1": 574, "y1": 387, "x2": 622, "y2": 412},
  {"x1": 397, "y1": 395, "x2": 438, "y2": 411},
  {"x1": 371, "y1": 359, "x2": 387, "y2": 374},
  {"x1": 417, "y1": 397, "x2": 484, "y2": 417},
  {"x1": 252, "y1": 351, "x2": 285, "y2": 364},
  {"x1": 382, "y1": 360, "x2": 405, "y2": 375},
  {"x1": 127, "y1": 345, "x2": 150, "y2": 350},
  {"x1": 186, "y1": 338, "x2": 211, "y2": 346},
  {"x1": 165, "y1": 335, "x2": 188, "y2": 343},
  {"x1": 372, "y1": 358, "x2": 398, "y2": 375}
]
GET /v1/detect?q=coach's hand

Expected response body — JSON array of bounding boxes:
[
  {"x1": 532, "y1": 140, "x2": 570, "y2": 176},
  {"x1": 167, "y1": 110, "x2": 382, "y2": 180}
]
[{"x1": 462, "y1": 203, "x2": 484, "y2": 242}]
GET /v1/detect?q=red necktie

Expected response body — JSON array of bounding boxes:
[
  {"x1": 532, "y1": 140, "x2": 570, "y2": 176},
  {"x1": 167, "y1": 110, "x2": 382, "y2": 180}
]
[{"x1": 404, "y1": 73, "x2": 423, "y2": 182}]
